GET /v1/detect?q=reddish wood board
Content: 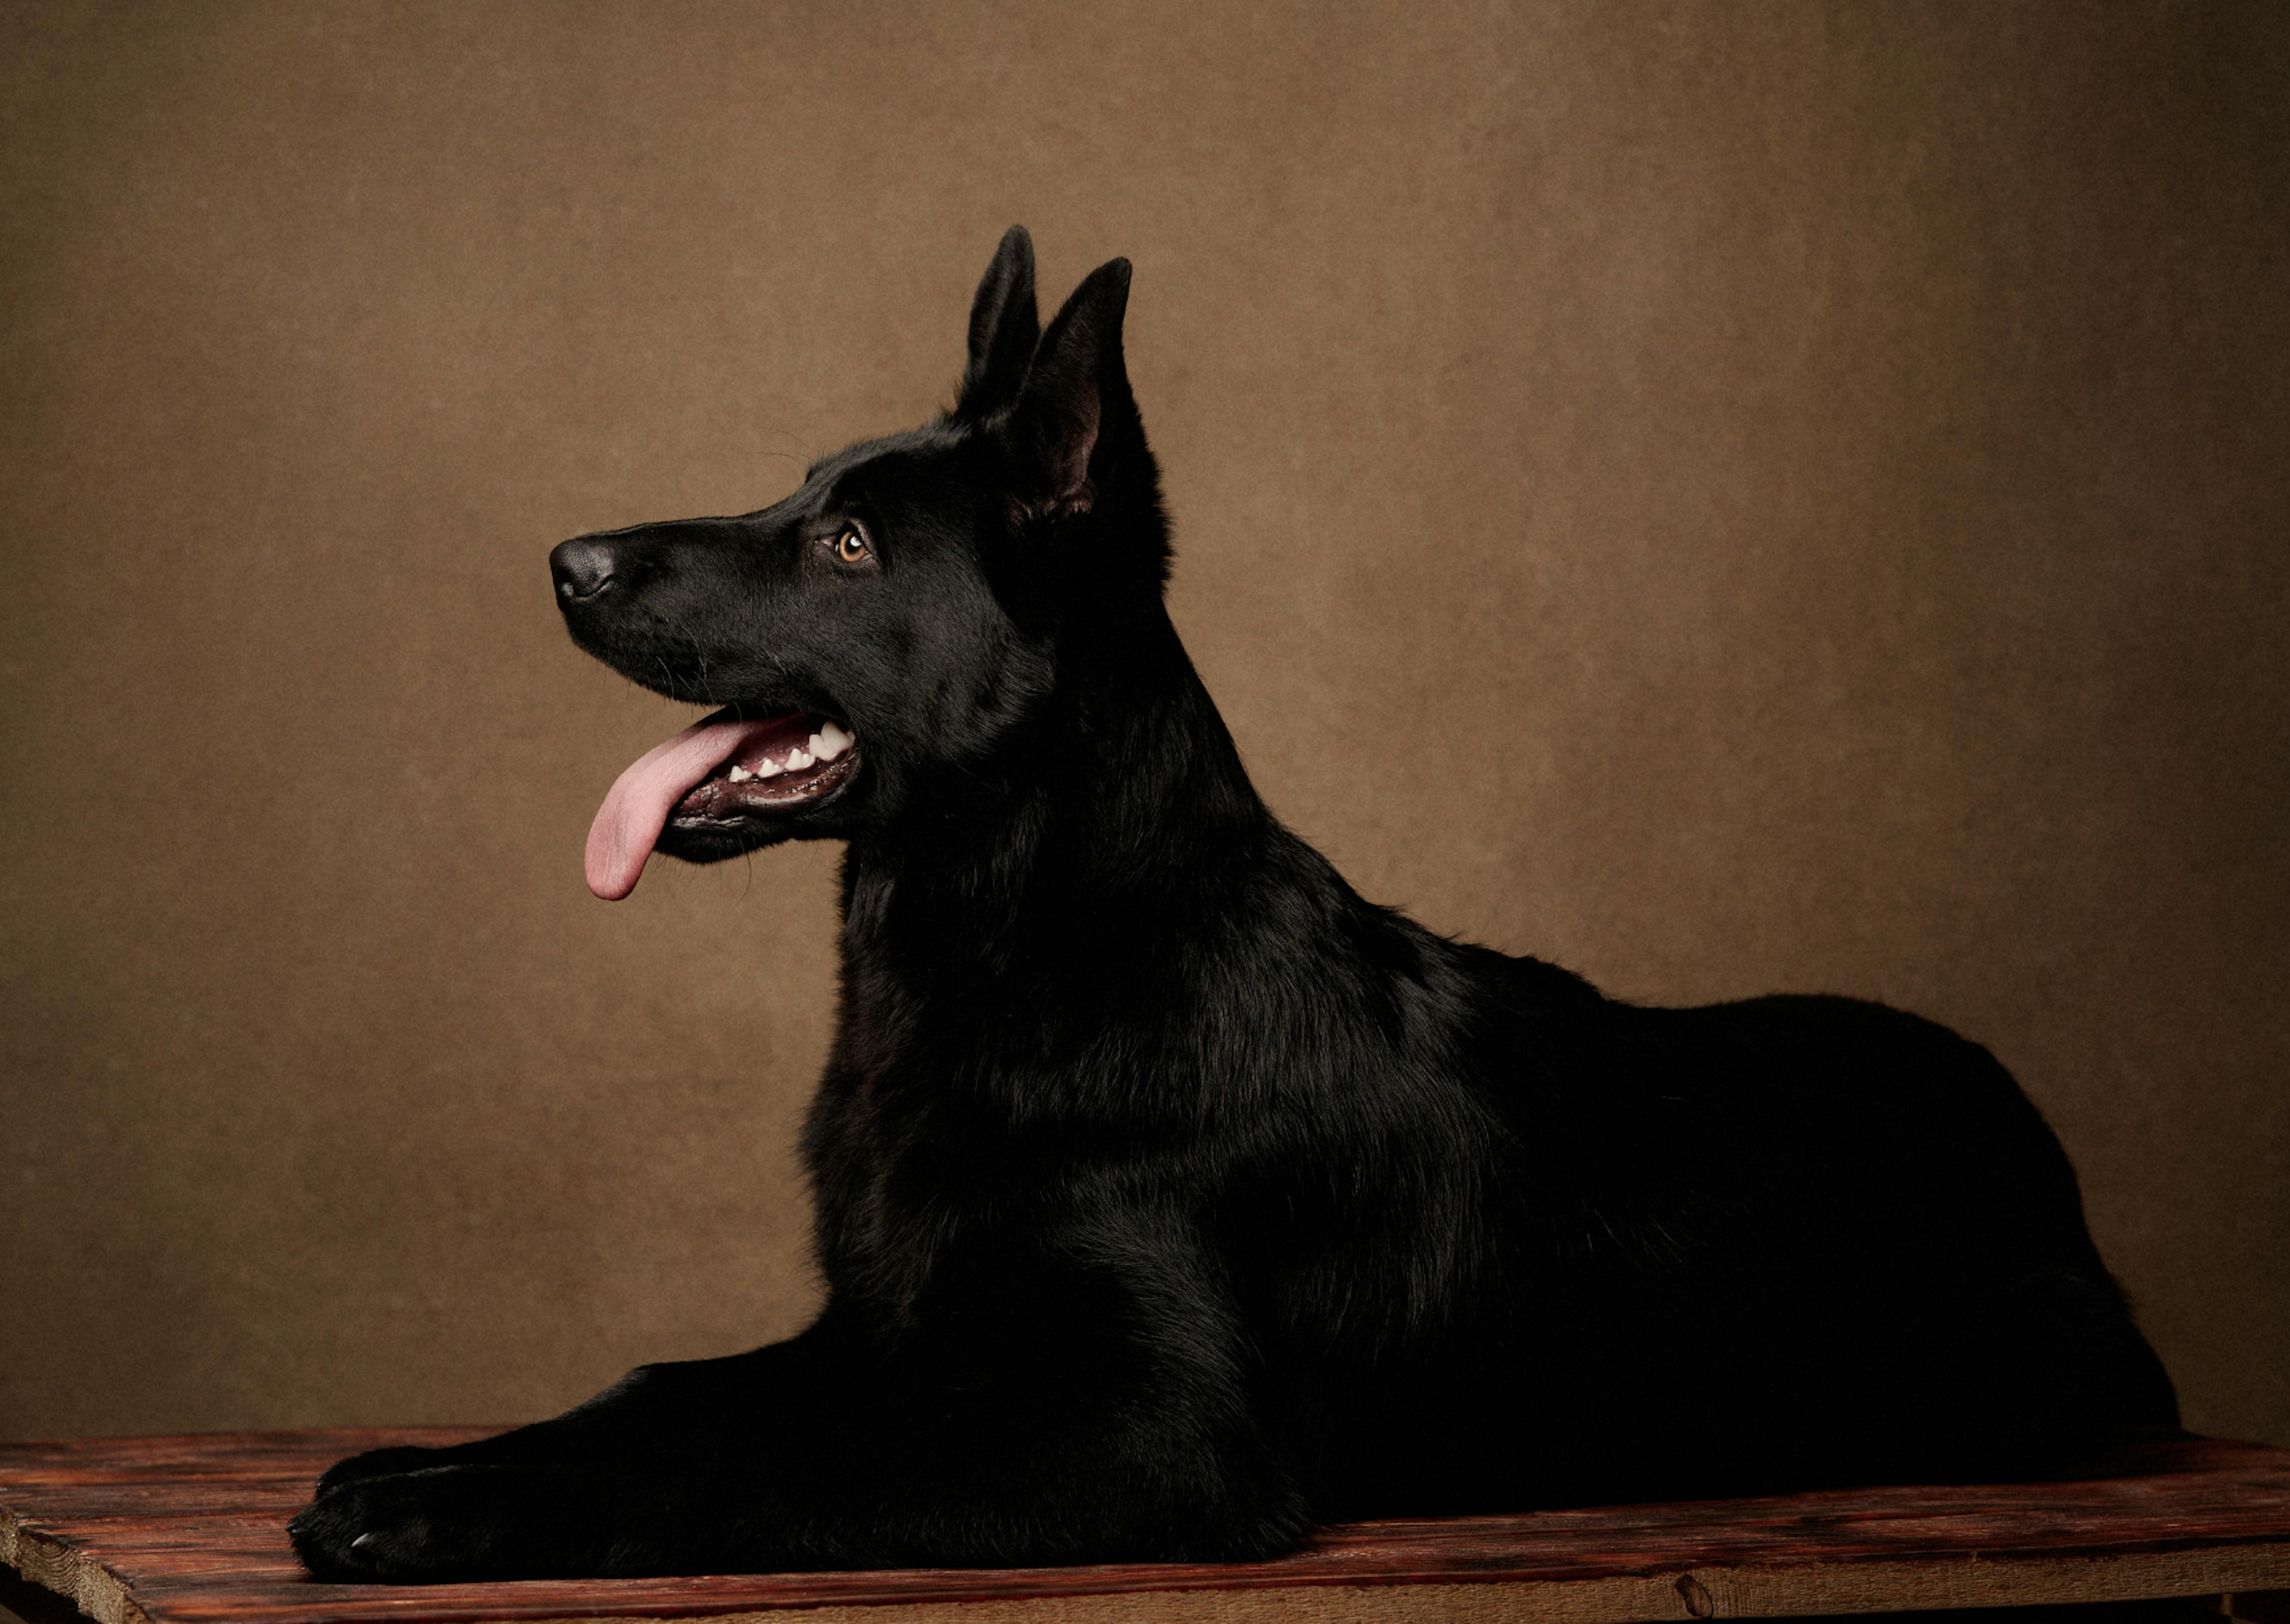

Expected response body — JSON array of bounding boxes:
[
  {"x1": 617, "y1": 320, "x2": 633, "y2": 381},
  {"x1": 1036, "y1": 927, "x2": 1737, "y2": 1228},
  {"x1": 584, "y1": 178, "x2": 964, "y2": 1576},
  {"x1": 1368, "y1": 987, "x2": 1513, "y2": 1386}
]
[{"x1": 4, "y1": 1431, "x2": 2289, "y2": 1624}]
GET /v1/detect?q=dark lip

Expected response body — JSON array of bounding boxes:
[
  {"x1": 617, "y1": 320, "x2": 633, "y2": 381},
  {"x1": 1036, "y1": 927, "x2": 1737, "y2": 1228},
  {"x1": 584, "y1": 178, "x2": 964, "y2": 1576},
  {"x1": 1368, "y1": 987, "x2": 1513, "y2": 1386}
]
[{"x1": 666, "y1": 745, "x2": 862, "y2": 829}]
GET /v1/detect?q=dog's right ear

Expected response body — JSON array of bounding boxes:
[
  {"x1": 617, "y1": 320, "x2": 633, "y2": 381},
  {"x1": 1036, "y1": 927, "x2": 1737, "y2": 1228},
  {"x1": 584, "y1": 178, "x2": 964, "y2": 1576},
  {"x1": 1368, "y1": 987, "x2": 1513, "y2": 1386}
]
[
  {"x1": 957, "y1": 225, "x2": 1038, "y2": 419},
  {"x1": 1005, "y1": 256, "x2": 1131, "y2": 520}
]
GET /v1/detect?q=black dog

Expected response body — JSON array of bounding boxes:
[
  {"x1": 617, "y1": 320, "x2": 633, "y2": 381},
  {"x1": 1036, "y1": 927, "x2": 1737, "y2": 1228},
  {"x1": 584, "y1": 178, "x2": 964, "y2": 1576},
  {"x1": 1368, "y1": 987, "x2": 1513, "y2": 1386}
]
[{"x1": 290, "y1": 228, "x2": 2176, "y2": 1582}]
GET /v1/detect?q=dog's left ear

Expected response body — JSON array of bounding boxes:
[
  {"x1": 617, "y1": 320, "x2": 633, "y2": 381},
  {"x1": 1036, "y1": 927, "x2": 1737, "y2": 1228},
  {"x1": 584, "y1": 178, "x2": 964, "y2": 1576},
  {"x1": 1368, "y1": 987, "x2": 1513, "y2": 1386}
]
[
  {"x1": 957, "y1": 225, "x2": 1039, "y2": 418},
  {"x1": 1007, "y1": 257, "x2": 1132, "y2": 518}
]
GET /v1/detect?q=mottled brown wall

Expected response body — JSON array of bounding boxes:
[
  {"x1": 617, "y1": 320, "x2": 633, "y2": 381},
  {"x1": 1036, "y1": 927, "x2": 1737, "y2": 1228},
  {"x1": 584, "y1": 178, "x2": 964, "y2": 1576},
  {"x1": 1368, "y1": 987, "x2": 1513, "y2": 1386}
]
[{"x1": 4, "y1": 2, "x2": 2284, "y2": 1449}]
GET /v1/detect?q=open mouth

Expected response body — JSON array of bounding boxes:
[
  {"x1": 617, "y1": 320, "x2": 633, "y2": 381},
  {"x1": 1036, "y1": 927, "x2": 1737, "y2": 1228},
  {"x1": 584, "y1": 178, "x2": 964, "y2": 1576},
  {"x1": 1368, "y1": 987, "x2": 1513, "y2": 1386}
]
[
  {"x1": 585, "y1": 706, "x2": 861, "y2": 900},
  {"x1": 671, "y1": 713, "x2": 858, "y2": 820}
]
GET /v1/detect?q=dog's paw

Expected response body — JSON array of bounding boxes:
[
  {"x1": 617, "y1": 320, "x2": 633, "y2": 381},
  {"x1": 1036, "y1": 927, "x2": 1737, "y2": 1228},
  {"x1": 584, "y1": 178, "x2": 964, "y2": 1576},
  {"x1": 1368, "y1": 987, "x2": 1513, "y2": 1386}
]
[{"x1": 289, "y1": 1466, "x2": 537, "y2": 1583}]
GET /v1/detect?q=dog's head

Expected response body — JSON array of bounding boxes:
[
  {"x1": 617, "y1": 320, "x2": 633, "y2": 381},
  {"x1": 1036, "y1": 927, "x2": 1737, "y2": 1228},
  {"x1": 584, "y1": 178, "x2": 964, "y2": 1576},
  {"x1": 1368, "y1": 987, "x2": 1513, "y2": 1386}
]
[{"x1": 557, "y1": 228, "x2": 1168, "y2": 898}]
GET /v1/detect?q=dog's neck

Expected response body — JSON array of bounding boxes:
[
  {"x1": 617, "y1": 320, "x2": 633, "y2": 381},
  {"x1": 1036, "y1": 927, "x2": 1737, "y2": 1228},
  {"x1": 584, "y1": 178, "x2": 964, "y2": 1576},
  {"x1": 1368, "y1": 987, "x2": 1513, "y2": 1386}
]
[{"x1": 836, "y1": 602, "x2": 1313, "y2": 988}]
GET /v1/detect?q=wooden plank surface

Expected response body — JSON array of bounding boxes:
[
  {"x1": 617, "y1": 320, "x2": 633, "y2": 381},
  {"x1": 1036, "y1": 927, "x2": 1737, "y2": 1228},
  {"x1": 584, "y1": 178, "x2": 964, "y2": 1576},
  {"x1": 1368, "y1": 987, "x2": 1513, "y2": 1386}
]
[{"x1": 4, "y1": 1431, "x2": 2289, "y2": 1624}]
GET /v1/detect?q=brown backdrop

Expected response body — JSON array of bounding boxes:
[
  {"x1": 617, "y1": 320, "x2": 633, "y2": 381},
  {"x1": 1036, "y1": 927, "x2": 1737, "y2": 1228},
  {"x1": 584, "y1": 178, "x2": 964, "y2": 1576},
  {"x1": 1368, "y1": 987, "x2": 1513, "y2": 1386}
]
[{"x1": 4, "y1": 2, "x2": 2284, "y2": 1450}]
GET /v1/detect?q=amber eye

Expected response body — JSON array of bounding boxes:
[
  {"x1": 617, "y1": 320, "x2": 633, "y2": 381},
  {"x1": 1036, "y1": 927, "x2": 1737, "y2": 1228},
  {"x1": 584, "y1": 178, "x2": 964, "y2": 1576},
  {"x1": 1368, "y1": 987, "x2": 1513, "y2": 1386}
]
[{"x1": 833, "y1": 523, "x2": 871, "y2": 565}]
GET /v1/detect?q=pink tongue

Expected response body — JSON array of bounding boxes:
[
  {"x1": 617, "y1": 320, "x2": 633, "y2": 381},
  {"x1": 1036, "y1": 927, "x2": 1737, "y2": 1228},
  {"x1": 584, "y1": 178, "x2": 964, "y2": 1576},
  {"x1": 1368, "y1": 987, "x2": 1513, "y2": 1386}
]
[{"x1": 584, "y1": 709, "x2": 784, "y2": 900}]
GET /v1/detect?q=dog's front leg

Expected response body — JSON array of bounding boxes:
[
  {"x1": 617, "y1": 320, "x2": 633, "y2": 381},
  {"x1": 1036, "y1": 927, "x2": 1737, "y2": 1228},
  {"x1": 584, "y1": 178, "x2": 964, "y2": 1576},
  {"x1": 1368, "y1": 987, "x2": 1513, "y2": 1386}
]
[
  {"x1": 292, "y1": 1313, "x2": 860, "y2": 1574},
  {"x1": 293, "y1": 1231, "x2": 1310, "y2": 1579}
]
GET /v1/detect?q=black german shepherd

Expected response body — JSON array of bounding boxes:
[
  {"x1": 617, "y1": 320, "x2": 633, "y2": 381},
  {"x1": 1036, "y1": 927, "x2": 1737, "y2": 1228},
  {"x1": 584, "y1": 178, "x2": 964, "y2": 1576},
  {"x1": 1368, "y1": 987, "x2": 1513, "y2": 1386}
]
[{"x1": 290, "y1": 228, "x2": 2176, "y2": 1582}]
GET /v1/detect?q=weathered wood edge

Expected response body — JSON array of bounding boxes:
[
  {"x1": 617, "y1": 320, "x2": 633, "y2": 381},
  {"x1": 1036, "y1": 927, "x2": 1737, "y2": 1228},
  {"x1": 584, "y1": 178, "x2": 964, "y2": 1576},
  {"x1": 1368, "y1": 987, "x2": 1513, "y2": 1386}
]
[
  {"x1": 8, "y1": 1433, "x2": 2290, "y2": 1624},
  {"x1": 1, "y1": 1510, "x2": 148, "y2": 1624},
  {"x1": 7, "y1": 1517, "x2": 2290, "y2": 1624}
]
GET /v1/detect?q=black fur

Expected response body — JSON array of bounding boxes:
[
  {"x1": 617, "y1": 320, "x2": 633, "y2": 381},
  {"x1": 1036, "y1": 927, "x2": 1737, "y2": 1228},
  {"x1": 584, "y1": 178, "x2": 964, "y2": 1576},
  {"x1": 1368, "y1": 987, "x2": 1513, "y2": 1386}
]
[{"x1": 289, "y1": 228, "x2": 2176, "y2": 1582}]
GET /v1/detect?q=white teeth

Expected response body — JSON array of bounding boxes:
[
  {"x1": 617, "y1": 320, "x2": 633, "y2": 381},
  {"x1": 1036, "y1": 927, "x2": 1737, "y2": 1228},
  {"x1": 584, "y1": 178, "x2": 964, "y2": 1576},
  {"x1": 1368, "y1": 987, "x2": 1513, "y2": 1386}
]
[
  {"x1": 815, "y1": 722, "x2": 853, "y2": 760},
  {"x1": 727, "y1": 764, "x2": 752, "y2": 782},
  {"x1": 785, "y1": 749, "x2": 814, "y2": 770},
  {"x1": 806, "y1": 733, "x2": 827, "y2": 760},
  {"x1": 753, "y1": 757, "x2": 782, "y2": 779}
]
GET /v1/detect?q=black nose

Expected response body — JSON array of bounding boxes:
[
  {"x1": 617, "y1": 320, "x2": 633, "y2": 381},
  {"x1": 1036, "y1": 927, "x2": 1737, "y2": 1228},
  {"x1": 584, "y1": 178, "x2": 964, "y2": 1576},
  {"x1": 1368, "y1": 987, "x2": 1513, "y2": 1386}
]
[{"x1": 550, "y1": 537, "x2": 618, "y2": 602}]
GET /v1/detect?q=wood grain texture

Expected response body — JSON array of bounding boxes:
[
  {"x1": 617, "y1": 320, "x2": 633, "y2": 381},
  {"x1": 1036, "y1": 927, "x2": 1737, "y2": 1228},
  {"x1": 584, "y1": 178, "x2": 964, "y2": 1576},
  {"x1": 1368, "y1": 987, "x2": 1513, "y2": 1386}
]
[{"x1": 4, "y1": 1433, "x2": 2289, "y2": 1624}]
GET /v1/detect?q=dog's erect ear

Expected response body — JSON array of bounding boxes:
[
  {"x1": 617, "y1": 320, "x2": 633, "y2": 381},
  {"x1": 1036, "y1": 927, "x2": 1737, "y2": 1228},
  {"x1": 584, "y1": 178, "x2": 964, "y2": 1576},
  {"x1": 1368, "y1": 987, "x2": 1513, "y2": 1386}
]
[
  {"x1": 1007, "y1": 257, "x2": 1132, "y2": 517},
  {"x1": 957, "y1": 226, "x2": 1039, "y2": 418}
]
